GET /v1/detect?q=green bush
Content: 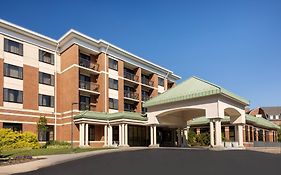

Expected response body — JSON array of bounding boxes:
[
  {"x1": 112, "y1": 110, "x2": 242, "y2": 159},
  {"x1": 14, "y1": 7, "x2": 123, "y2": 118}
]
[
  {"x1": 188, "y1": 130, "x2": 210, "y2": 146},
  {"x1": 278, "y1": 126, "x2": 281, "y2": 142},
  {"x1": 0, "y1": 129, "x2": 40, "y2": 151}
]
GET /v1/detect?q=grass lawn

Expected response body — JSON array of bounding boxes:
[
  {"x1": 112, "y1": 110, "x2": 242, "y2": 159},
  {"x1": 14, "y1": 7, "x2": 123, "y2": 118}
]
[{"x1": 0, "y1": 147, "x2": 111, "y2": 158}]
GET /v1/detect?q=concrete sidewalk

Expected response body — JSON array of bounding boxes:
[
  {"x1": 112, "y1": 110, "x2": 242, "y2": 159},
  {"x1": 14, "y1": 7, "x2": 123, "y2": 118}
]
[{"x1": 0, "y1": 147, "x2": 147, "y2": 175}]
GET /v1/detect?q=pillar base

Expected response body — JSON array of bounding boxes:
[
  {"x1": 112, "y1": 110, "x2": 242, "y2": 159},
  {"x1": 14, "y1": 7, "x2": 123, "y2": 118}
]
[
  {"x1": 149, "y1": 144, "x2": 159, "y2": 148},
  {"x1": 119, "y1": 144, "x2": 129, "y2": 148}
]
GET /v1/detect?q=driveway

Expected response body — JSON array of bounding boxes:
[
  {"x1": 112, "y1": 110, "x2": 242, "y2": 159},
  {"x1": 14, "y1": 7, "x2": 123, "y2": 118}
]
[{"x1": 16, "y1": 148, "x2": 281, "y2": 175}]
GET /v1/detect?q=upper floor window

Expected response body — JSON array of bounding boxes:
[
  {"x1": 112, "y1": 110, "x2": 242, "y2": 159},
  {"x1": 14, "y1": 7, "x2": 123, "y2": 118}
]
[
  {"x1": 4, "y1": 63, "x2": 23, "y2": 79},
  {"x1": 4, "y1": 38, "x2": 23, "y2": 56},
  {"x1": 39, "y1": 50, "x2": 54, "y2": 65},
  {"x1": 39, "y1": 72, "x2": 54, "y2": 86},
  {"x1": 109, "y1": 58, "x2": 118, "y2": 70},
  {"x1": 3, "y1": 88, "x2": 23, "y2": 103},
  {"x1": 39, "y1": 94, "x2": 54, "y2": 107},
  {"x1": 158, "y1": 77, "x2": 164, "y2": 86},
  {"x1": 109, "y1": 98, "x2": 118, "y2": 110},
  {"x1": 109, "y1": 78, "x2": 118, "y2": 90},
  {"x1": 79, "y1": 95, "x2": 90, "y2": 110}
]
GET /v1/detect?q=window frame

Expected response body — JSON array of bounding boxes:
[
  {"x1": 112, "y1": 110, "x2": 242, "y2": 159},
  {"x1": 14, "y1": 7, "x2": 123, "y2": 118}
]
[
  {"x1": 4, "y1": 38, "x2": 23, "y2": 56},
  {"x1": 39, "y1": 49, "x2": 54, "y2": 65},
  {"x1": 4, "y1": 63, "x2": 23, "y2": 80},
  {"x1": 109, "y1": 58, "x2": 118, "y2": 71},
  {"x1": 158, "y1": 77, "x2": 164, "y2": 86},
  {"x1": 39, "y1": 72, "x2": 55, "y2": 86},
  {"x1": 109, "y1": 78, "x2": 118, "y2": 90},
  {"x1": 109, "y1": 98, "x2": 118, "y2": 110},
  {"x1": 3, "y1": 88, "x2": 23, "y2": 103},
  {"x1": 39, "y1": 94, "x2": 54, "y2": 108}
]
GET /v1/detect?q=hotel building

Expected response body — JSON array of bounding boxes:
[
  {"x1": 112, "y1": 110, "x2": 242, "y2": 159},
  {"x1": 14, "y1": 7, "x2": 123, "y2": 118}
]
[{"x1": 0, "y1": 19, "x2": 279, "y2": 148}]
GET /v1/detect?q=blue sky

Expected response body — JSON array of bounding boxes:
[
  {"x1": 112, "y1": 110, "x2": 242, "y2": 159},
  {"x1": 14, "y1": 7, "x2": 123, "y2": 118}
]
[{"x1": 1, "y1": 0, "x2": 280, "y2": 108}]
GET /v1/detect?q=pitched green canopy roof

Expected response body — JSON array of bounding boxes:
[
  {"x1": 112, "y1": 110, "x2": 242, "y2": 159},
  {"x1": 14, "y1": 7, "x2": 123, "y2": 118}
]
[
  {"x1": 143, "y1": 76, "x2": 250, "y2": 108},
  {"x1": 74, "y1": 111, "x2": 148, "y2": 121},
  {"x1": 190, "y1": 114, "x2": 280, "y2": 130}
]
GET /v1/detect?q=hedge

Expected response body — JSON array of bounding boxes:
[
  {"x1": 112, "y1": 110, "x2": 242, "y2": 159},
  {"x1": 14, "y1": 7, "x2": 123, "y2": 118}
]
[{"x1": 0, "y1": 128, "x2": 40, "y2": 150}]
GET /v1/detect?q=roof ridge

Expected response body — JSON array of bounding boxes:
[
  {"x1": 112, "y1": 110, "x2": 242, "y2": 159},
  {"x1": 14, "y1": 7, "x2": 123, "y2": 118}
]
[{"x1": 191, "y1": 76, "x2": 222, "y2": 90}]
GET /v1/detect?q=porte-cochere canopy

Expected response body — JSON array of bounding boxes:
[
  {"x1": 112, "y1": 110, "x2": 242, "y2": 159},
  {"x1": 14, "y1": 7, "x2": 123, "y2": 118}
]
[{"x1": 144, "y1": 76, "x2": 250, "y2": 147}]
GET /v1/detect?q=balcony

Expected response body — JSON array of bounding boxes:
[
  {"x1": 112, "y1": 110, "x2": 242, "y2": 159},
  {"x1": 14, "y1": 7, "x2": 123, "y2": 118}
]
[
  {"x1": 124, "y1": 71, "x2": 139, "y2": 82},
  {"x1": 79, "y1": 57, "x2": 99, "y2": 71},
  {"x1": 124, "y1": 103, "x2": 136, "y2": 112},
  {"x1": 124, "y1": 91, "x2": 139, "y2": 100},
  {"x1": 79, "y1": 80, "x2": 99, "y2": 93},
  {"x1": 142, "y1": 95, "x2": 151, "y2": 102},
  {"x1": 141, "y1": 77, "x2": 154, "y2": 87}
]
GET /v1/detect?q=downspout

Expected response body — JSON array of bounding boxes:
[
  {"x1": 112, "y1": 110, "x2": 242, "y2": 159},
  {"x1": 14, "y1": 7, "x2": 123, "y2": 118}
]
[
  {"x1": 54, "y1": 42, "x2": 59, "y2": 140},
  {"x1": 104, "y1": 45, "x2": 109, "y2": 112}
]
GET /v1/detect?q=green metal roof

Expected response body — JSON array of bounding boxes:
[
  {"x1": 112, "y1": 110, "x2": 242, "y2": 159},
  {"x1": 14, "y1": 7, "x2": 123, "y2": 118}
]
[
  {"x1": 74, "y1": 111, "x2": 148, "y2": 121},
  {"x1": 189, "y1": 115, "x2": 280, "y2": 130},
  {"x1": 143, "y1": 76, "x2": 250, "y2": 108}
]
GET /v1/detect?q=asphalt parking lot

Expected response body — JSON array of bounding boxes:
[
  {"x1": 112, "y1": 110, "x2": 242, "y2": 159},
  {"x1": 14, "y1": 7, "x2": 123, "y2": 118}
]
[{"x1": 16, "y1": 148, "x2": 281, "y2": 175}]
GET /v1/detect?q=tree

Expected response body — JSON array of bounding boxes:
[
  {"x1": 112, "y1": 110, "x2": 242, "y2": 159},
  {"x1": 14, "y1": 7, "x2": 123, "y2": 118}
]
[{"x1": 37, "y1": 116, "x2": 48, "y2": 141}]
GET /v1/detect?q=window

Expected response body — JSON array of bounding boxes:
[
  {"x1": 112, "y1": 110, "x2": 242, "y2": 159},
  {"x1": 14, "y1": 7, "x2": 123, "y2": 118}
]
[
  {"x1": 39, "y1": 50, "x2": 54, "y2": 65},
  {"x1": 89, "y1": 125, "x2": 95, "y2": 141},
  {"x1": 109, "y1": 78, "x2": 118, "y2": 90},
  {"x1": 39, "y1": 72, "x2": 54, "y2": 86},
  {"x1": 158, "y1": 77, "x2": 164, "y2": 86},
  {"x1": 39, "y1": 94, "x2": 54, "y2": 107},
  {"x1": 38, "y1": 125, "x2": 54, "y2": 141},
  {"x1": 4, "y1": 38, "x2": 23, "y2": 56},
  {"x1": 4, "y1": 63, "x2": 23, "y2": 79},
  {"x1": 109, "y1": 98, "x2": 118, "y2": 110},
  {"x1": 275, "y1": 115, "x2": 280, "y2": 120},
  {"x1": 80, "y1": 96, "x2": 90, "y2": 110},
  {"x1": 3, "y1": 88, "x2": 23, "y2": 103},
  {"x1": 109, "y1": 58, "x2": 118, "y2": 70},
  {"x1": 3, "y1": 123, "x2": 22, "y2": 132}
]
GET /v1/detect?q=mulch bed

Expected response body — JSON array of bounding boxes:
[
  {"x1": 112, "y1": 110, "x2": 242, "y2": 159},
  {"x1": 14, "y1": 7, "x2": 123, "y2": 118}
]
[{"x1": 0, "y1": 156, "x2": 44, "y2": 166}]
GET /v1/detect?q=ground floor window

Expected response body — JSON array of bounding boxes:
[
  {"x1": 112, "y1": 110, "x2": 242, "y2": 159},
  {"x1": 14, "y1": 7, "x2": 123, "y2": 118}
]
[
  {"x1": 128, "y1": 125, "x2": 149, "y2": 146},
  {"x1": 229, "y1": 126, "x2": 235, "y2": 141},
  {"x1": 112, "y1": 126, "x2": 119, "y2": 143},
  {"x1": 258, "y1": 130, "x2": 263, "y2": 141},
  {"x1": 3, "y1": 122, "x2": 22, "y2": 132},
  {"x1": 89, "y1": 125, "x2": 95, "y2": 141},
  {"x1": 38, "y1": 125, "x2": 54, "y2": 142}
]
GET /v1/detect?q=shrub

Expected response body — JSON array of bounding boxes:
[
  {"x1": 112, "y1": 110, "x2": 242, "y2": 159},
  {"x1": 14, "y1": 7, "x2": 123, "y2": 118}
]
[
  {"x1": 278, "y1": 126, "x2": 281, "y2": 142},
  {"x1": 0, "y1": 129, "x2": 40, "y2": 151}
]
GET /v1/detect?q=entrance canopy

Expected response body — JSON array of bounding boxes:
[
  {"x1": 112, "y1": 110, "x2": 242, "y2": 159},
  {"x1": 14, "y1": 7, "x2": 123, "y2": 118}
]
[{"x1": 144, "y1": 76, "x2": 250, "y2": 126}]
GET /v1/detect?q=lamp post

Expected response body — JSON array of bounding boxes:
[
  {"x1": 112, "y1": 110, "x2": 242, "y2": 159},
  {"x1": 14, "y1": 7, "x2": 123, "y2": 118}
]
[{"x1": 71, "y1": 102, "x2": 78, "y2": 150}]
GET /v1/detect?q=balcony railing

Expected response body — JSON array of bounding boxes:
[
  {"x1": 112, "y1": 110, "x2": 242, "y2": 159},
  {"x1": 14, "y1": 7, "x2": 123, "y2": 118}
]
[
  {"x1": 79, "y1": 58, "x2": 99, "y2": 71},
  {"x1": 79, "y1": 80, "x2": 99, "y2": 92},
  {"x1": 124, "y1": 91, "x2": 139, "y2": 100},
  {"x1": 80, "y1": 102, "x2": 90, "y2": 111},
  {"x1": 124, "y1": 71, "x2": 139, "y2": 82},
  {"x1": 141, "y1": 77, "x2": 154, "y2": 87},
  {"x1": 142, "y1": 95, "x2": 151, "y2": 101}
]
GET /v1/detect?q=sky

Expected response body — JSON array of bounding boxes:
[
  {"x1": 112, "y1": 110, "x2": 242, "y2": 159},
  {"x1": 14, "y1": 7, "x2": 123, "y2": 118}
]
[{"x1": 1, "y1": 0, "x2": 280, "y2": 108}]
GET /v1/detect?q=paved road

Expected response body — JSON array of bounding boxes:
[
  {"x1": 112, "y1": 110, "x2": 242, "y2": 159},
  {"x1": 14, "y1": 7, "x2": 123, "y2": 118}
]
[{"x1": 16, "y1": 149, "x2": 281, "y2": 175}]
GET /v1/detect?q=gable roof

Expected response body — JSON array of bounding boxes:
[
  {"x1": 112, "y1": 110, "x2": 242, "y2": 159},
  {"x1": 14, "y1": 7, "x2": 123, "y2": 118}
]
[
  {"x1": 190, "y1": 115, "x2": 280, "y2": 130},
  {"x1": 74, "y1": 111, "x2": 147, "y2": 121},
  {"x1": 143, "y1": 76, "x2": 250, "y2": 108},
  {"x1": 261, "y1": 106, "x2": 281, "y2": 116}
]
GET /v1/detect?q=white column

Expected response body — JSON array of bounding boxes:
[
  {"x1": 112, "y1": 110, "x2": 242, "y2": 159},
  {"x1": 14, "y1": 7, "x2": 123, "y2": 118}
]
[
  {"x1": 121, "y1": 124, "x2": 125, "y2": 145},
  {"x1": 85, "y1": 124, "x2": 89, "y2": 146},
  {"x1": 108, "y1": 125, "x2": 112, "y2": 146},
  {"x1": 79, "y1": 123, "x2": 85, "y2": 147},
  {"x1": 119, "y1": 124, "x2": 122, "y2": 146},
  {"x1": 210, "y1": 121, "x2": 214, "y2": 147},
  {"x1": 124, "y1": 124, "x2": 128, "y2": 146},
  {"x1": 215, "y1": 119, "x2": 222, "y2": 147},
  {"x1": 150, "y1": 126, "x2": 154, "y2": 145},
  {"x1": 238, "y1": 124, "x2": 244, "y2": 147},
  {"x1": 104, "y1": 125, "x2": 108, "y2": 146},
  {"x1": 235, "y1": 125, "x2": 239, "y2": 142},
  {"x1": 153, "y1": 125, "x2": 157, "y2": 146},
  {"x1": 79, "y1": 124, "x2": 83, "y2": 146}
]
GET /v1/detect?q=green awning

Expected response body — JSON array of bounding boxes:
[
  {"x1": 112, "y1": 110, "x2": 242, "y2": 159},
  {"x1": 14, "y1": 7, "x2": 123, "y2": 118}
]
[
  {"x1": 74, "y1": 111, "x2": 147, "y2": 121},
  {"x1": 143, "y1": 76, "x2": 250, "y2": 108},
  {"x1": 189, "y1": 115, "x2": 280, "y2": 130}
]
